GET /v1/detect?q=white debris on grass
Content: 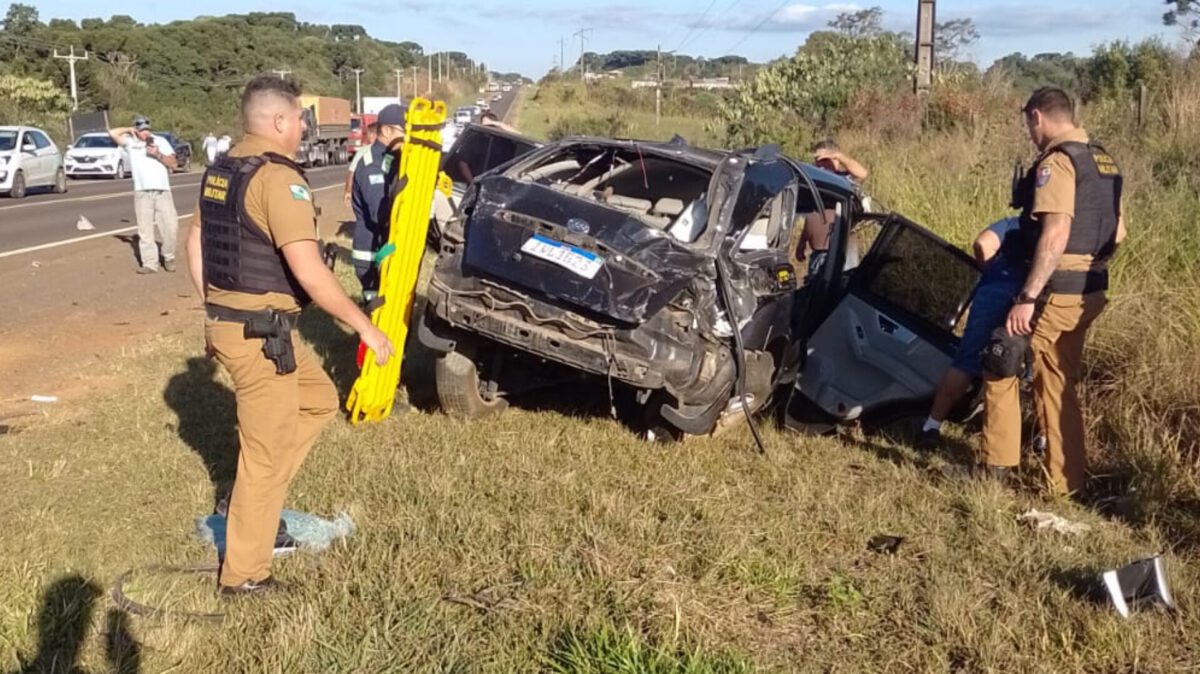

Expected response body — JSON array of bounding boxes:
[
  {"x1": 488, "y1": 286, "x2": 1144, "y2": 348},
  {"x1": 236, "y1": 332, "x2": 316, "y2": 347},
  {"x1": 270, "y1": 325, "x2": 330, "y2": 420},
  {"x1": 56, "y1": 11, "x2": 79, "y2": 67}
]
[
  {"x1": 30, "y1": 395, "x2": 58, "y2": 404},
  {"x1": 1017, "y1": 508, "x2": 1092, "y2": 536}
]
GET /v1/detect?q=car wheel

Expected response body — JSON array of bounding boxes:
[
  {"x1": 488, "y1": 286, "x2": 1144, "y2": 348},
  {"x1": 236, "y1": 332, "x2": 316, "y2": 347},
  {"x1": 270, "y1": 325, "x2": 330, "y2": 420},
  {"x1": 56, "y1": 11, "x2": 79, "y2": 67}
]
[
  {"x1": 435, "y1": 347, "x2": 509, "y2": 418},
  {"x1": 180, "y1": 156, "x2": 191, "y2": 173},
  {"x1": 53, "y1": 167, "x2": 67, "y2": 194},
  {"x1": 8, "y1": 171, "x2": 25, "y2": 199}
]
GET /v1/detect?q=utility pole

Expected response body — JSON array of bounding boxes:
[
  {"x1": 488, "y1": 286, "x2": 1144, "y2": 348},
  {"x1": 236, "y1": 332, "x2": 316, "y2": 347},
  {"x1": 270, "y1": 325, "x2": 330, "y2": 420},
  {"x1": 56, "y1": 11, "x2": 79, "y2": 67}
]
[
  {"x1": 271, "y1": 68, "x2": 292, "y2": 79},
  {"x1": 655, "y1": 44, "x2": 662, "y2": 127},
  {"x1": 437, "y1": 52, "x2": 442, "y2": 82},
  {"x1": 914, "y1": 0, "x2": 936, "y2": 94},
  {"x1": 558, "y1": 35, "x2": 566, "y2": 74},
  {"x1": 53, "y1": 46, "x2": 89, "y2": 111},
  {"x1": 394, "y1": 68, "x2": 403, "y2": 99},
  {"x1": 412, "y1": 65, "x2": 418, "y2": 99},
  {"x1": 573, "y1": 27, "x2": 593, "y2": 82},
  {"x1": 427, "y1": 54, "x2": 433, "y2": 94},
  {"x1": 351, "y1": 68, "x2": 364, "y2": 114}
]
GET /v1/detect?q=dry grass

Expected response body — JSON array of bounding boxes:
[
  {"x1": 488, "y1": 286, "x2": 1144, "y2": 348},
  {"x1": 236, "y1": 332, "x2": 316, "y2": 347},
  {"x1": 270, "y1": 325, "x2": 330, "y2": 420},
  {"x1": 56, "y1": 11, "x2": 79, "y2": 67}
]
[
  {"x1": 1, "y1": 255, "x2": 1198, "y2": 672},
  {"x1": 4, "y1": 71, "x2": 1200, "y2": 673}
]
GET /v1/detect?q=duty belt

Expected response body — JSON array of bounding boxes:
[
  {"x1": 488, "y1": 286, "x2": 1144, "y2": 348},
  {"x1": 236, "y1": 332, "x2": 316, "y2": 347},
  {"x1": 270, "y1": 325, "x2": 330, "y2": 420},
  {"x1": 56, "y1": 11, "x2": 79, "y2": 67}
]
[{"x1": 206, "y1": 304, "x2": 299, "y2": 330}]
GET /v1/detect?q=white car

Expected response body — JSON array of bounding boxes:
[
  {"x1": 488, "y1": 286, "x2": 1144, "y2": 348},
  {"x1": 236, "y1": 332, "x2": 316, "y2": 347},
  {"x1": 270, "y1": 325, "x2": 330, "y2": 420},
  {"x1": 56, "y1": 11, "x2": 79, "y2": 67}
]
[
  {"x1": 502, "y1": 85, "x2": 512, "y2": 93},
  {"x1": 454, "y1": 108, "x2": 474, "y2": 127},
  {"x1": 64, "y1": 132, "x2": 131, "y2": 179},
  {"x1": 0, "y1": 126, "x2": 66, "y2": 198},
  {"x1": 475, "y1": 98, "x2": 486, "y2": 108}
]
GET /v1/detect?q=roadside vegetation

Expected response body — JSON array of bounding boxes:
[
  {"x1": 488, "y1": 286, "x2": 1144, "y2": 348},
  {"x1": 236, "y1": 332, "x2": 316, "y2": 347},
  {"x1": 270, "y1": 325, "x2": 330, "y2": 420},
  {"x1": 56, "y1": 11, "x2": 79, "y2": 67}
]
[{"x1": 3, "y1": 4, "x2": 1200, "y2": 673}]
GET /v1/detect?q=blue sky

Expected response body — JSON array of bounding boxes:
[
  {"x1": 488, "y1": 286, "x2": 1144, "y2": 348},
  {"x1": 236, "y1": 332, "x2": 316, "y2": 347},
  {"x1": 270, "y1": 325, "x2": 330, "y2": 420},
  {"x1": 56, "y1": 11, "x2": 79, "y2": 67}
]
[{"x1": 29, "y1": 0, "x2": 1175, "y2": 76}]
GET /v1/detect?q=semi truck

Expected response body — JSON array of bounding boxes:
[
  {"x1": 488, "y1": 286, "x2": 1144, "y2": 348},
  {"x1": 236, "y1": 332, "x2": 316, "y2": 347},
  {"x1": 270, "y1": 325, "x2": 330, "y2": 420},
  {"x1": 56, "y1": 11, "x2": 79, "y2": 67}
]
[{"x1": 298, "y1": 95, "x2": 352, "y2": 166}]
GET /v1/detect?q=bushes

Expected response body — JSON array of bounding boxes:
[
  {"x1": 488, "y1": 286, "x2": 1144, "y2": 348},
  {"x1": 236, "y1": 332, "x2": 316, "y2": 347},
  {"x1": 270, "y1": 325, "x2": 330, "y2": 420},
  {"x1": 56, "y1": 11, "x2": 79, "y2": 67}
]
[{"x1": 547, "y1": 112, "x2": 631, "y2": 141}]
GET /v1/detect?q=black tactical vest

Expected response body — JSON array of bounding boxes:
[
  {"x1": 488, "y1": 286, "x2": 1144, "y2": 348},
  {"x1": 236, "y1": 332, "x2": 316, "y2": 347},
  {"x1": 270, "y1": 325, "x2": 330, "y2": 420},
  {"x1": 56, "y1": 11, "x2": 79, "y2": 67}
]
[
  {"x1": 1007, "y1": 140, "x2": 1122, "y2": 294},
  {"x1": 199, "y1": 153, "x2": 311, "y2": 303}
]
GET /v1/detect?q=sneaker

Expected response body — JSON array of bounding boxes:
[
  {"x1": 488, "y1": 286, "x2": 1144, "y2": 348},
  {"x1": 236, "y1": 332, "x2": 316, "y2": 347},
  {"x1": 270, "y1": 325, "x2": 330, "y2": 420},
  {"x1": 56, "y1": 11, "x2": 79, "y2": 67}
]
[
  {"x1": 218, "y1": 575, "x2": 286, "y2": 598},
  {"x1": 914, "y1": 427, "x2": 942, "y2": 451},
  {"x1": 163, "y1": 260, "x2": 177, "y2": 273},
  {"x1": 136, "y1": 266, "x2": 158, "y2": 274}
]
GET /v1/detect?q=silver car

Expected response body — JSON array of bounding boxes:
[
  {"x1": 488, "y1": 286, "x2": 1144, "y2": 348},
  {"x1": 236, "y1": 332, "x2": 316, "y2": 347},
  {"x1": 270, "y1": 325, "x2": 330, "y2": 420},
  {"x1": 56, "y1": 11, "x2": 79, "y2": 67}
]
[{"x1": 0, "y1": 126, "x2": 67, "y2": 198}]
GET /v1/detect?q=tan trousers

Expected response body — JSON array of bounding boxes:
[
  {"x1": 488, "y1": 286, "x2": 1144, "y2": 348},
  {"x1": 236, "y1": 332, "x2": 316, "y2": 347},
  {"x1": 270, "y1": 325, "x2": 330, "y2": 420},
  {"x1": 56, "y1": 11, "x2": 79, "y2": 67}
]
[
  {"x1": 134, "y1": 190, "x2": 178, "y2": 269},
  {"x1": 206, "y1": 318, "x2": 338, "y2": 587},
  {"x1": 982, "y1": 292, "x2": 1107, "y2": 494}
]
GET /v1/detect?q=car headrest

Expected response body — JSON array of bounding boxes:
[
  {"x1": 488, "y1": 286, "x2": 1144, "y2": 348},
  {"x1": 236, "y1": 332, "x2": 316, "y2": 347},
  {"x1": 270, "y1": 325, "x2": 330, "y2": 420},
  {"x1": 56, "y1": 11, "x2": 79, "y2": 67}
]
[
  {"x1": 654, "y1": 198, "x2": 685, "y2": 216},
  {"x1": 606, "y1": 195, "x2": 652, "y2": 212}
]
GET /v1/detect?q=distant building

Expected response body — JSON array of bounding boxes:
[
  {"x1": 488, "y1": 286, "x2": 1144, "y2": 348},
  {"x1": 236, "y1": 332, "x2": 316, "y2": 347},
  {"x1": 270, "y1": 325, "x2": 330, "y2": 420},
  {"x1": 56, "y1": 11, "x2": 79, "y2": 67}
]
[
  {"x1": 631, "y1": 79, "x2": 657, "y2": 89},
  {"x1": 688, "y1": 77, "x2": 734, "y2": 91}
]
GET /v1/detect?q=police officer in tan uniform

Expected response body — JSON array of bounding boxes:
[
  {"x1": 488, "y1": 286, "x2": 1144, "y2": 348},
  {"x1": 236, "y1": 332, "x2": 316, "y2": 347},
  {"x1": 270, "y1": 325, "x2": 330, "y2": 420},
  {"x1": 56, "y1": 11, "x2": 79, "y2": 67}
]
[
  {"x1": 982, "y1": 87, "x2": 1126, "y2": 495},
  {"x1": 185, "y1": 76, "x2": 394, "y2": 596}
]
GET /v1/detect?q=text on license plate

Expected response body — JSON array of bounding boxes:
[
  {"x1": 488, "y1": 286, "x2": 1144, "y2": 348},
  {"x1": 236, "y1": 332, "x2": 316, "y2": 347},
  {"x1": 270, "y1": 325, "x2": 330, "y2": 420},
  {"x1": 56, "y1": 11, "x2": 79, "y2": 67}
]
[{"x1": 520, "y1": 234, "x2": 604, "y2": 279}]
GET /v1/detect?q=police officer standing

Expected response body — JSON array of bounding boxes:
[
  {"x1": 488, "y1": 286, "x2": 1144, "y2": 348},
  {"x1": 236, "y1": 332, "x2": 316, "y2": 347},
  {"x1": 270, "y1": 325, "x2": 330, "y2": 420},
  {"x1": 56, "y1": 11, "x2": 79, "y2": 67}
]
[
  {"x1": 185, "y1": 75, "x2": 394, "y2": 596},
  {"x1": 982, "y1": 87, "x2": 1126, "y2": 495},
  {"x1": 350, "y1": 104, "x2": 407, "y2": 303}
]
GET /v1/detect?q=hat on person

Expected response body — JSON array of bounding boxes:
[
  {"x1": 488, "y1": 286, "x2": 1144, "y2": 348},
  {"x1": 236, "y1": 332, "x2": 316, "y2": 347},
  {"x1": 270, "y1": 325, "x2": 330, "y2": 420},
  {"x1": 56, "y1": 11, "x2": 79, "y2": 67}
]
[
  {"x1": 377, "y1": 104, "x2": 406, "y2": 128},
  {"x1": 133, "y1": 115, "x2": 151, "y2": 130}
]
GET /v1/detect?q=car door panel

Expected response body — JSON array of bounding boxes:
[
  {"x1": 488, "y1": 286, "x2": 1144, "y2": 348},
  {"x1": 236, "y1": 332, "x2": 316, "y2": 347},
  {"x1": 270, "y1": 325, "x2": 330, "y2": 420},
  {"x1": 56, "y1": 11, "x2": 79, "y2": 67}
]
[{"x1": 792, "y1": 214, "x2": 981, "y2": 422}]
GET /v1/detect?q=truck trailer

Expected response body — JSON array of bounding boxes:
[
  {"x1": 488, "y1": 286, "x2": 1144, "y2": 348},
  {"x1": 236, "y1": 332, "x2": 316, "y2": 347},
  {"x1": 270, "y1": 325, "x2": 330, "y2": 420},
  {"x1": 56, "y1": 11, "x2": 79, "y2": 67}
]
[{"x1": 298, "y1": 95, "x2": 352, "y2": 166}]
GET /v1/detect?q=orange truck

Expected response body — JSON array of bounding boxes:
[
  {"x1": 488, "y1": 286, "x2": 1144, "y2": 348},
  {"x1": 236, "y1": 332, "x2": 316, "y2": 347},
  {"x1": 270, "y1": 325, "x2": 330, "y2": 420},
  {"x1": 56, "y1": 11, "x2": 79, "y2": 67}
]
[{"x1": 297, "y1": 95, "x2": 352, "y2": 166}]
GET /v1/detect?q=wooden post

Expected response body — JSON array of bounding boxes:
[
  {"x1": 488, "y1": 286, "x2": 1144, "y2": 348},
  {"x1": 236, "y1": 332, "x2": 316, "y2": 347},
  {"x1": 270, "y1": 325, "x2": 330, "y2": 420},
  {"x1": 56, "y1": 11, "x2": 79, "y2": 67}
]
[{"x1": 1137, "y1": 82, "x2": 1147, "y2": 129}]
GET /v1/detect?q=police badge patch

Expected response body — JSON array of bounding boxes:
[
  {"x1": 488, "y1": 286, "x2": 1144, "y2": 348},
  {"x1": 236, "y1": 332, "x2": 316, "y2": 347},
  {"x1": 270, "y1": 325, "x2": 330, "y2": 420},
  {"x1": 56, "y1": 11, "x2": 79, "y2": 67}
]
[
  {"x1": 289, "y1": 184, "x2": 312, "y2": 201},
  {"x1": 1036, "y1": 166, "x2": 1052, "y2": 188}
]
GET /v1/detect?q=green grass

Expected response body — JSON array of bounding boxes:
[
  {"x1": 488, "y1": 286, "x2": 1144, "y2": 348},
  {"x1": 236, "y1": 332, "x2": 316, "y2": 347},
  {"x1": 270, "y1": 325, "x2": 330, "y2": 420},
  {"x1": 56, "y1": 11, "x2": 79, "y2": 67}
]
[
  {"x1": 5, "y1": 77, "x2": 1200, "y2": 672},
  {"x1": 1, "y1": 255, "x2": 1198, "y2": 671},
  {"x1": 517, "y1": 84, "x2": 721, "y2": 147}
]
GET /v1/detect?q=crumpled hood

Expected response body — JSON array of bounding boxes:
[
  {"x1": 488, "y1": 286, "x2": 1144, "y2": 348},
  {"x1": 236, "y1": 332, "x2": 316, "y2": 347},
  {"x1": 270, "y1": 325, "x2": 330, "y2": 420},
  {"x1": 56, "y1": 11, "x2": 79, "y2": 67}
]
[{"x1": 461, "y1": 175, "x2": 712, "y2": 325}]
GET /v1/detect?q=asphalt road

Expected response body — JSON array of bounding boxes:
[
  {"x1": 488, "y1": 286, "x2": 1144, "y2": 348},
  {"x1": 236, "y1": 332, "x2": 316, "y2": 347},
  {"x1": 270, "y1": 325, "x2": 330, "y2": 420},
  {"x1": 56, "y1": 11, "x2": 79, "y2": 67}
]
[
  {"x1": 0, "y1": 165, "x2": 347, "y2": 257},
  {"x1": 1, "y1": 86, "x2": 523, "y2": 258}
]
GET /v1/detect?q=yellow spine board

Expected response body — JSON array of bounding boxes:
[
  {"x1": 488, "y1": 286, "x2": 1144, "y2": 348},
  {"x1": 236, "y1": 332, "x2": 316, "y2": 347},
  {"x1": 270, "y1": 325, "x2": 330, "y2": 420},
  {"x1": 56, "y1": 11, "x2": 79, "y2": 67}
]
[{"x1": 346, "y1": 98, "x2": 447, "y2": 424}]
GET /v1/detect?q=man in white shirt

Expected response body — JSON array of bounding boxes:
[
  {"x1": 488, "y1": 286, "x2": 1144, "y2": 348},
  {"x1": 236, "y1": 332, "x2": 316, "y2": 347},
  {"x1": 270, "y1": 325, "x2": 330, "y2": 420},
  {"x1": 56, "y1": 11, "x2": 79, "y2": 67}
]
[
  {"x1": 109, "y1": 116, "x2": 179, "y2": 274},
  {"x1": 216, "y1": 134, "x2": 232, "y2": 157},
  {"x1": 202, "y1": 132, "x2": 219, "y2": 166}
]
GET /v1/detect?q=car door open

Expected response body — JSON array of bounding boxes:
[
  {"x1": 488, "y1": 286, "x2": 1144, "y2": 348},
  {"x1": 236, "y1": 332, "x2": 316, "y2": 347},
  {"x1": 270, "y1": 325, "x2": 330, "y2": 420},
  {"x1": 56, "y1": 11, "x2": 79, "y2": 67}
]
[{"x1": 790, "y1": 214, "x2": 981, "y2": 426}]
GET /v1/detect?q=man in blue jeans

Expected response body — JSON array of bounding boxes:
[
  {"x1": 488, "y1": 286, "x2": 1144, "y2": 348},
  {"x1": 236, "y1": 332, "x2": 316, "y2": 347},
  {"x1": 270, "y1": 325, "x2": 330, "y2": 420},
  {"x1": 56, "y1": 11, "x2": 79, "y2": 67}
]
[{"x1": 915, "y1": 217, "x2": 1022, "y2": 449}]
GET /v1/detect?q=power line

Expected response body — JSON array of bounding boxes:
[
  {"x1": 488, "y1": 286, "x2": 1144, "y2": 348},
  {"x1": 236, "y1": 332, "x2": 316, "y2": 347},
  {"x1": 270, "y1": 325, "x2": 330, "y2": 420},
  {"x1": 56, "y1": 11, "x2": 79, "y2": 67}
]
[
  {"x1": 724, "y1": 0, "x2": 790, "y2": 54},
  {"x1": 673, "y1": 0, "x2": 719, "y2": 54},
  {"x1": 679, "y1": 0, "x2": 744, "y2": 54}
]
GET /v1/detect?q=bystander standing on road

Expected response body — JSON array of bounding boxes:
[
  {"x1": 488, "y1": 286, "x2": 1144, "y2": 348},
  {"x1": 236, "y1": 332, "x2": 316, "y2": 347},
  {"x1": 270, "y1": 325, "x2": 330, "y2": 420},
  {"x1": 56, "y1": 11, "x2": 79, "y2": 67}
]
[
  {"x1": 109, "y1": 116, "x2": 179, "y2": 274},
  {"x1": 186, "y1": 75, "x2": 393, "y2": 597},
  {"x1": 216, "y1": 133, "x2": 232, "y2": 158},
  {"x1": 202, "y1": 131, "x2": 219, "y2": 166}
]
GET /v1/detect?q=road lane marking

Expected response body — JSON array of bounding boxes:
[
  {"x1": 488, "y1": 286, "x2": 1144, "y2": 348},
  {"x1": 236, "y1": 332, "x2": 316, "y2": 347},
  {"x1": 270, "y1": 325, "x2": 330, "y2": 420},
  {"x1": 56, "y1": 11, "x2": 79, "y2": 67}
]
[
  {"x1": 0, "y1": 166, "x2": 345, "y2": 213},
  {"x1": 0, "y1": 181, "x2": 203, "y2": 212},
  {"x1": 0, "y1": 182, "x2": 343, "y2": 259}
]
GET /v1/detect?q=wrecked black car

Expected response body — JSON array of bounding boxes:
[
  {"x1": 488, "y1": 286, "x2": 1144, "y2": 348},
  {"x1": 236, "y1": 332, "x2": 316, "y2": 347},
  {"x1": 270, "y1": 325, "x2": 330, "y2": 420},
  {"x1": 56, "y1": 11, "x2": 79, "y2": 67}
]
[{"x1": 419, "y1": 135, "x2": 982, "y2": 439}]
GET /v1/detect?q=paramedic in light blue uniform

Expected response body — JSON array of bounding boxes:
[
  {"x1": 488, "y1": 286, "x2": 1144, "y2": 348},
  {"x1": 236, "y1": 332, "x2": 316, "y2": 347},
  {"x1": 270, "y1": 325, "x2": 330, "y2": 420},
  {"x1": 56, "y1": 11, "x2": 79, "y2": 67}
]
[{"x1": 350, "y1": 103, "x2": 406, "y2": 302}]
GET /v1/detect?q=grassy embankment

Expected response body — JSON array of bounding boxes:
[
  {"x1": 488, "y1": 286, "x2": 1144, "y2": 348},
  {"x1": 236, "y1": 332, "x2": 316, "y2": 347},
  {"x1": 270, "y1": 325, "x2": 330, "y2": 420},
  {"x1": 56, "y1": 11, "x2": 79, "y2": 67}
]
[{"x1": 1, "y1": 78, "x2": 1199, "y2": 672}]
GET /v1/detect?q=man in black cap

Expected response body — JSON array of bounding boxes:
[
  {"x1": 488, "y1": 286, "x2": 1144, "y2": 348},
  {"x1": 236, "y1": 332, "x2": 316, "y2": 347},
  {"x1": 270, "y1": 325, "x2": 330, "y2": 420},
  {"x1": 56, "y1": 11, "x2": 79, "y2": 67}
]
[{"x1": 349, "y1": 103, "x2": 406, "y2": 303}]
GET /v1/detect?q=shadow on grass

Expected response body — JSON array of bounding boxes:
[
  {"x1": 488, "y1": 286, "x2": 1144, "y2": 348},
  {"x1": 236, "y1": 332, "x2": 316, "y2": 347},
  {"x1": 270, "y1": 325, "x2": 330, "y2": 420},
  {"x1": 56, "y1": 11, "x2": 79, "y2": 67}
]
[
  {"x1": 1049, "y1": 566, "x2": 1107, "y2": 605},
  {"x1": 163, "y1": 358, "x2": 238, "y2": 510},
  {"x1": 10, "y1": 575, "x2": 141, "y2": 674}
]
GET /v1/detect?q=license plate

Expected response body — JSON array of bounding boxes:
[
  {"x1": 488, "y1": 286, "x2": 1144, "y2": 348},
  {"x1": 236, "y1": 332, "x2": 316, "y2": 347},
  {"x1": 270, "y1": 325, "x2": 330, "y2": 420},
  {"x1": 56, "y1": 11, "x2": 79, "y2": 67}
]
[{"x1": 520, "y1": 234, "x2": 603, "y2": 279}]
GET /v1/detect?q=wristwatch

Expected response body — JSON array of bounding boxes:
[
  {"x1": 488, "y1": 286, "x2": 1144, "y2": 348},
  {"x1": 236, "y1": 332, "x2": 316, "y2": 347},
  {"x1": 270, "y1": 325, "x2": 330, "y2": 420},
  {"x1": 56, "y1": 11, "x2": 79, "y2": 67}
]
[{"x1": 1013, "y1": 291, "x2": 1038, "y2": 305}]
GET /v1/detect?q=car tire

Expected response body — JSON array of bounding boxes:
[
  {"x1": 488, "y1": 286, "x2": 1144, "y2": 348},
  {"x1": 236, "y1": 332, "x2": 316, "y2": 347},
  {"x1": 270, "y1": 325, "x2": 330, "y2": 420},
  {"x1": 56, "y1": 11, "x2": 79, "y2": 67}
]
[
  {"x1": 179, "y1": 157, "x2": 191, "y2": 173},
  {"x1": 8, "y1": 171, "x2": 25, "y2": 199},
  {"x1": 435, "y1": 348, "x2": 509, "y2": 418},
  {"x1": 53, "y1": 168, "x2": 67, "y2": 194}
]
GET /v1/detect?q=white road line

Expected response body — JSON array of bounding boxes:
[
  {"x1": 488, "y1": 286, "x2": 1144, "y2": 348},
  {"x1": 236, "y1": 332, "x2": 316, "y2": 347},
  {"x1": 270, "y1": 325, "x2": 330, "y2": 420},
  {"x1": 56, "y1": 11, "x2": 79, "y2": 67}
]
[
  {"x1": 0, "y1": 181, "x2": 203, "y2": 212},
  {"x1": 0, "y1": 182, "x2": 343, "y2": 259}
]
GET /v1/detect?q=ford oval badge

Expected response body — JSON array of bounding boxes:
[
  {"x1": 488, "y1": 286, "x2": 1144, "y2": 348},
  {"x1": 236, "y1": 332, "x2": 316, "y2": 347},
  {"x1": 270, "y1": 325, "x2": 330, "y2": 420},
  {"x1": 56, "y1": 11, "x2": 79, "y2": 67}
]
[{"x1": 567, "y1": 218, "x2": 590, "y2": 235}]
